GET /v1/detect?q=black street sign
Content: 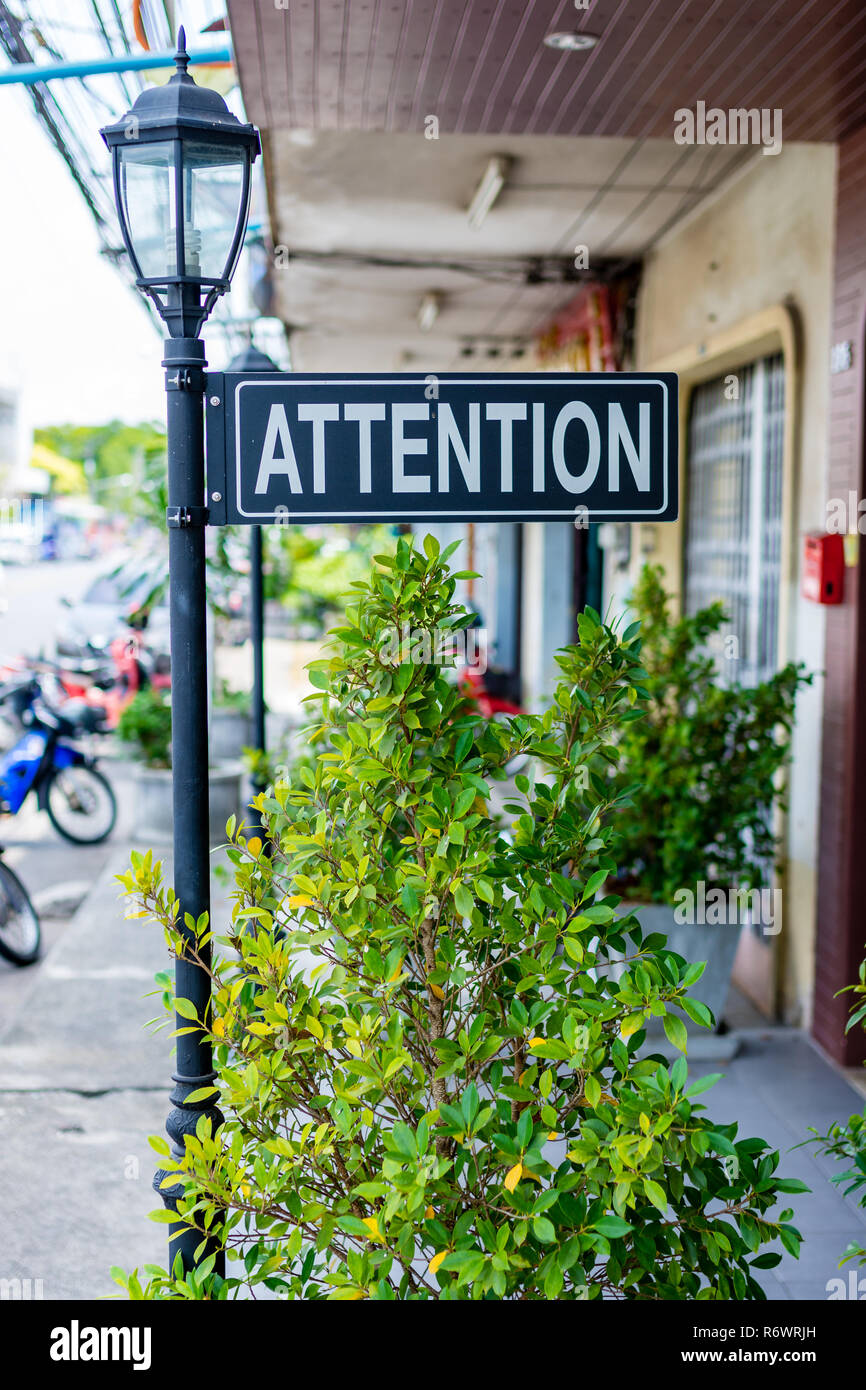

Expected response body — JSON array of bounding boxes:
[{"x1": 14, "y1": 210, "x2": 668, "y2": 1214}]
[{"x1": 205, "y1": 371, "x2": 678, "y2": 525}]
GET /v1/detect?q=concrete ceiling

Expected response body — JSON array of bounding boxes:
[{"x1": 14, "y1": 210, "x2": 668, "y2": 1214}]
[
  {"x1": 262, "y1": 129, "x2": 748, "y2": 370},
  {"x1": 225, "y1": 0, "x2": 860, "y2": 370}
]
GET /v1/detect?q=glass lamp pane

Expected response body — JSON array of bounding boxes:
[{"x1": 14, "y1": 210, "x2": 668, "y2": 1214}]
[
  {"x1": 117, "y1": 141, "x2": 178, "y2": 279},
  {"x1": 182, "y1": 143, "x2": 247, "y2": 280}
]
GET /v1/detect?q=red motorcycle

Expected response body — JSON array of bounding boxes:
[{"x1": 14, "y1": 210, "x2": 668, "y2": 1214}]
[{"x1": 5, "y1": 629, "x2": 170, "y2": 731}]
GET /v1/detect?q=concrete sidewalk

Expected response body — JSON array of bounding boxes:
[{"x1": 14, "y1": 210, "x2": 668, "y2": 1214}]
[
  {"x1": 0, "y1": 847, "x2": 180, "y2": 1300},
  {"x1": 1, "y1": 847, "x2": 865, "y2": 1300}
]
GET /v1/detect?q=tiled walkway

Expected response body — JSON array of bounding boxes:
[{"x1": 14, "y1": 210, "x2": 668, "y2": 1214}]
[{"x1": 687, "y1": 1020, "x2": 866, "y2": 1300}]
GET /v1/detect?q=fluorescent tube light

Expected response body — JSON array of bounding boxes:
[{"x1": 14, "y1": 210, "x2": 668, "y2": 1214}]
[
  {"x1": 418, "y1": 292, "x2": 442, "y2": 332},
  {"x1": 467, "y1": 156, "x2": 511, "y2": 229}
]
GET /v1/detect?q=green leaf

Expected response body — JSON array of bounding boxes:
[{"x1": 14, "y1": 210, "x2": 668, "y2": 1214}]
[
  {"x1": 533, "y1": 1216, "x2": 556, "y2": 1244},
  {"x1": 774, "y1": 1178, "x2": 811, "y2": 1194},
  {"x1": 680, "y1": 996, "x2": 714, "y2": 1028},
  {"x1": 705, "y1": 1130, "x2": 737, "y2": 1157},
  {"x1": 452, "y1": 883, "x2": 474, "y2": 918},
  {"x1": 584, "y1": 1075, "x2": 601, "y2": 1108},
  {"x1": 684, "y1": 1073, "x2": 722, "y2": 1098},
  {"x1": 643, "y1": 1179, "x2": 667, "y2": 1214},
  {"x1": 592, "y1": 1216, "x2": 633, "y2": 1238},
  {"x1": 663, "y1": 1014, "x2": 688, "y2": 1053}
]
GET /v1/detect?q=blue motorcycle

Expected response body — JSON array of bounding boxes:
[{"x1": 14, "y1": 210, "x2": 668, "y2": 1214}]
[{"x1": 0, "y1": 676, "x2": 117, "y2": 846}]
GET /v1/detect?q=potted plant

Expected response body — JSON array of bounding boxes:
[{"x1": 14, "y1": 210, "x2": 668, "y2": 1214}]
[
  {"x1": 117, "y1": 688, "x2": 243, "y2": 845},
  {"x1": 607, "y1": 565, "x2": 812, "y2": 1032},
  {"x1": 210, "y1": 680, "x2": 254, "y2": 762},
  {"x1": 116, "y1": 536, "x2": 804, "y2": 1300}
]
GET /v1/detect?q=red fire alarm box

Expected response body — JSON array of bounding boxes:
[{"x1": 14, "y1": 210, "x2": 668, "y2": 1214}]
[{"x1": 802, "y1": 532, "x2": 844, "y2": 604}]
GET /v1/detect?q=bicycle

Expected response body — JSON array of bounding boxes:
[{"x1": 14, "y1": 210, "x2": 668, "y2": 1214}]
[{"x1": 0, "y1": 846, "x2": 40, "y2": 966}]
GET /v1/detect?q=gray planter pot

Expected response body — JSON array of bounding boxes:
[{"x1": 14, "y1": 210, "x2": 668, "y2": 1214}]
[
  {"x1": 616, "y1": 901, "x2": 742, "y2": 1030},
  {"x1": 209, "y1": 708, "x2": 253, "y2": 762},
  {"x1": 132, "y1": 763, "x2": 244, "y2": 846}
]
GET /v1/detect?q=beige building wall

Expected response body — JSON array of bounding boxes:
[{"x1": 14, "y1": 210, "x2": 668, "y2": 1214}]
[{"x1": 623, "y1": 143, "x2": 838, "y2": 1024}]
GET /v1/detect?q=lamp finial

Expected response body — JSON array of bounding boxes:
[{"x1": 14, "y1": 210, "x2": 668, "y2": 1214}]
[{"x1": 175, "y1": 26, "x2": 190, "y2": 75}]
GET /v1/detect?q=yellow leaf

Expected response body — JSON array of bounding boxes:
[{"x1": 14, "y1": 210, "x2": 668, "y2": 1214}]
[
  {"x1": 504, "y1": 1161, "x2": 523, "y2": 1193},
  {"x1": 362, "y1": 1216, "x2": 384, "y2": 1242},
  {"x1": 248, "y1": 837, "x2": 262, "y2": 858},
  {"x1": 212, "y1": 1017, "x2": 226, "y2": 1037},
  {"x1": 429, "y1": 982, "x2": 445, "y2": 1001},
  {"x1": 620, "y1": 1013, "x2": 644, "y2": 1039},
  {"x1": 425, "y1": 1205, "x2": 434, "y2": 1219},
  {"x1": 288, "y1": 894, "x2": 314, "y2": 909},
  {"x1": 522, "y1": 1168, "x2": 543, "y2": 1183},
  {"x1": 428, "y1": 1250, "x2": 447, "y2": 1276},
  {"x1": 346, "y1": 1289, "x2": 366, "y2": 1300},
  {"x1": 528, "y1": 1036, "x2": 545, "y2": 1048},
  {"x1": 388, "y1": 959, "x2": 404, "y2": 982},
  {"x1": 547, "y1": 1131, "x2": 560, "y2": 1140}
]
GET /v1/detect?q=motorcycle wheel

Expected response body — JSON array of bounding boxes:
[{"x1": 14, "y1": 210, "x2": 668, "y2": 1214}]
[
  {"x1": 44, "y1": 765, "x2": 117, "y2": 845},
  {"x1": 0, "y1": 860, "x2": 41, "y2": 966}
]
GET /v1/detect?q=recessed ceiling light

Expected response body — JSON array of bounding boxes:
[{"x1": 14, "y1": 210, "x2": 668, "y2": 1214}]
[{"x1": 543, "y1": 32, "x2": 600, "y2": 52}]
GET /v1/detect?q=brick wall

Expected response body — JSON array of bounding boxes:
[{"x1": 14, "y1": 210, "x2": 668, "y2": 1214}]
[{"x1": 814, "y1": 125, "x2": 866, "y2": 1065}]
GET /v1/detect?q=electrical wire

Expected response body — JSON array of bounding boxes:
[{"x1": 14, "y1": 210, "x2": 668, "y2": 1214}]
[{"x1": 273, "y1": 245, "x2": 638, "y2": 288}]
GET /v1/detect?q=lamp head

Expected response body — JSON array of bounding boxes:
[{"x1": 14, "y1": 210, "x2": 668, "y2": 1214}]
[{"x1": 101, "y1": 29, "x2": 261, "y2": 338}]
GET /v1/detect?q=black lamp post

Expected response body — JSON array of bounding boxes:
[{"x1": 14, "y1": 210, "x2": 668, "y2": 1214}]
[{"x1": 101, "y1": 30, "x2": 260, "y2": 1275}]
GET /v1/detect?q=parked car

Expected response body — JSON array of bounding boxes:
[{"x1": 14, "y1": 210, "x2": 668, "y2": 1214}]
[{"x1": 55, "y1": 556, "x2": 170, "y2": 663}]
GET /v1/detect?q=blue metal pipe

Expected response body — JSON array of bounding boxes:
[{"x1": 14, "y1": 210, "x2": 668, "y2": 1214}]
[{"x1": 0, "y1": 43, "x2": 232, "y2": 87}]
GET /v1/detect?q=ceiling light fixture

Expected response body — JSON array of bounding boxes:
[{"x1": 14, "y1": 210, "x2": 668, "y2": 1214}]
[
  {"x1": 543, "y1": 32, "x2": 600, "y2": 52},
  {"x1": 417, "y1": 291, "x2": 442, "y2": 332},
  {"x1": 467, "y1": 155, "x2": 512, "y2": 229}
]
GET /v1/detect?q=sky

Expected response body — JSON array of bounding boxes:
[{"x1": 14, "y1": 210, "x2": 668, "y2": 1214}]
[
  {"x1": 0, "y1": 83, "x2": 165, "y2": 434},
  {"x1": 0, "y1": 1, "x2": 283, "y2": 478}
]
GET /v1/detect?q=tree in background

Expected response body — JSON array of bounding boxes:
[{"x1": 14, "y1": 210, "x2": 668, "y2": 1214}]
[{"x1": 34, "y1": 421, "x2": 167, "y2": 523}]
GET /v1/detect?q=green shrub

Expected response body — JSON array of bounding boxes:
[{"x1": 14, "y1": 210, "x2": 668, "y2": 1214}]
[
  {"x1": 117, "y1": 688, "x2": 172, "y2": 769},
  {"x1": 214, "y1": 680, "x2": 251, "y2": 713},
  {"x1": 609, "y1": 566, "x2": 812, "y2": 903},
  {"x1": 117, "y1": 536, "x2": 804, "y2": 1300},
  {"x1": 805, "y1": 958, "x2": 866, "y2": 1269}
]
